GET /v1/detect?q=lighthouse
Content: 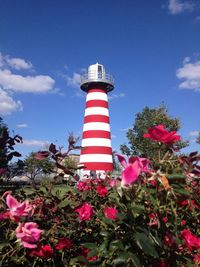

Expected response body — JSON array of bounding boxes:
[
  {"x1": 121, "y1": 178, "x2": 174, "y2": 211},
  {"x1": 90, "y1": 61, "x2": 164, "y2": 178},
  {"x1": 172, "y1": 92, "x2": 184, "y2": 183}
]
[{"x1": 79, "y1": 63, "x2": 114, "y2": 177}]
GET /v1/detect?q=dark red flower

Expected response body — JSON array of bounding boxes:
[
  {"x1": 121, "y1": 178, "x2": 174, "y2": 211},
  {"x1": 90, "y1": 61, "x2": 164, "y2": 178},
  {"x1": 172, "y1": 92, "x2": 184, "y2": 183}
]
[
  {"x1": 143, "y1": 124, "x2": 181, "y2": 146},
  {"x1": 75, "y1": 203, "x2": 93, "y2": 221},
  {"x1": 0, "y1": 211, "x2": 10, "y2": 220},
  {"x1": 29, "y1": 244, "x2": 53, "y2": 259},
  {"x1": 104, "y1": 207, "x2": 118, "y2": 220},
  {"x1": 193, "y1": 254, "x2": 200, "y2": 263},
  {"x1": 181, "y1": 229, "x2": 200, "y2": 250},
  {"x1": 163, "y1": 232, "x2": 174, "y2": 247},
  {"x1": 180, "y1": 220, "x2": 186, "y2": 226},
  {"x1": 152, "y1": 259, "x2": 170, "y2": 267},
  {"x1": 162, "y1": 217, "x2": 168, "y2": 223},
  {"x1": 96, "y1": 185, "x2": 108, "y2": 197},
  {"x1": 180, "y1": 199, "x2": 198, "y2": 210},
  {"x1": 79, "y1": 247, "x2": 98, "y2": 262},
  {"x1": 55, "y1": 238, "x2": 72, "y2": 251},
  {"x1": 148, "y1": 213, "x2": 158, "y2": 226},
  {"x1": 77, "y1": 181, "x2": 91, "y2": 192}
]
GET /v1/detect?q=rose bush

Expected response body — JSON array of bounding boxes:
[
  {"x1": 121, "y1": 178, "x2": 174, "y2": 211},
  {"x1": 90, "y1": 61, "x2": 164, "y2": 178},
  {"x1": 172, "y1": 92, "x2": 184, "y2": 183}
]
[{"x1": 0, "y1": 125, "x2": 199, "y2": 266}]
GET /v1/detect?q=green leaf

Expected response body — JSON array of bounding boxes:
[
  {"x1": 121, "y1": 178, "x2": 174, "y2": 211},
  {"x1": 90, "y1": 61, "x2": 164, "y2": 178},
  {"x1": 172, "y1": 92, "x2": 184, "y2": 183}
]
[
  {"x1": 131, "y1": 203, "x2": 145, "y2": 217},
  {"x1": 134, "y1": 232, "x2": 159, "y2": 258},
  {"x1": 149, "y1": 232, "x2": 162, "y2": 247},
  {"x1": 116, "y1": 186, "x2": 123, "y2": 198},
  {"x1": 83, "y1": 243, "x2": 96, "y2": 249},
  {"x1": 109, "y1": 240, "x2": 124, "y2": 251},
  {"x1": 112, "y1": 252, "x2": 129, "y2": 265},
  {"x1": 128, "y1": 252, "x2": 141, "y2": 267},
  {"x1": 58, "y1": 199, "x2": 71, "y2": 208},
  {"x1": 0, "y1": 242, "x2": 9, "y2": 251},
  {"x1": 100, "y1": 230, "x2": 109, "y2": 237}
]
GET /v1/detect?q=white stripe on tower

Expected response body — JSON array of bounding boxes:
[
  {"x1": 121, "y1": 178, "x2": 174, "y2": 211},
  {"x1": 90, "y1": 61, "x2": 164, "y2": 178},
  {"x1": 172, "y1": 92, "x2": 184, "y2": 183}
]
[{"x1": 80, "y1": 88, "x2": 113, "y2": 171}]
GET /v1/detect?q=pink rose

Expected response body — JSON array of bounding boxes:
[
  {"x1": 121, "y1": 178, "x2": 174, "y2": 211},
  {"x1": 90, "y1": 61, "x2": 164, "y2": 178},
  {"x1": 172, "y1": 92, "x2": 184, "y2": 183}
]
[
  {"x1": 16, "y1": 222, "x2": 42, "y2": 248},
  {"x1": 104, "y1": 207, "x2": 118, "y2": 220},
  {"x1": 143, "y1": 124, "x2": 181, "y2": 146},
  {"x1": 75, "y1": 203, "x2": 93, "y2": 221},
  {"x1": 5, "y1": 193, "x2": 35, "y2": 219},
  {"x1": 181, "y1": 229, "x2": 200, "y2": 250},
  {"x1": 116, "y1": 153, "x2": 151, "y2": 186},
  {"x1": 96, "y1": 185, "x2": 108, "y2": 197}
]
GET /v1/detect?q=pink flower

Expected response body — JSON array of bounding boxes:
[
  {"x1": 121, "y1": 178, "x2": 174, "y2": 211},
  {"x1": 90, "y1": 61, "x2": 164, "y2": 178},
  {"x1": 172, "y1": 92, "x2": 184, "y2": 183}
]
[
  {"x1": 77, "y1": 180, "x2": 91, "y2": 192},
  {"x1": 29, "y1": 244, "x2": 53, "y2": 258},
  {"x1": 16, "y1": 222, "x2": 42, "y2": 248},
  {"x1": 162, "y1": 217, "x2": 168, "y2": 223},
  {"x1": 193, "y1": 254, "x2": 200, "y2": 263},
  {"x1": 116, "y1": 153, "x2": 150, "y2": 186},
  {"x1": 180, "y1": 220, "x2": 186, "y2": 226},
  {"x1": 109, "y1": 179, "x2": 116, "y2": 187},
  {"x1": 104, "y1": 207, "x2": 118, "y2": 220},
  {"x1": 181, "y1": 229, "x2": 200, "y2": 250},
  {"x1": 148, "y1": 213, "x2": 158, "y2": 226},
  {"x1": 75, "y1": 203, "x2": 93, "y2": 221},
  {"x1": 5, "y1": 193, "x2": 35, "y2": 219},
  {"x1": 55, "y1": 238, "x2": 73, "y2": 251},
  {"x1": 96, "y1": 185, "x2": 108, "y2": 197},
  {"x1": 143, "y1": 124, "x2": 181, "y2": 146}
]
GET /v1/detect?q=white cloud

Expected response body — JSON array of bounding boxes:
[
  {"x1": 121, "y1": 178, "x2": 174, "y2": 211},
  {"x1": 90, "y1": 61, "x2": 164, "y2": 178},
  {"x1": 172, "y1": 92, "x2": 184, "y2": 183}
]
[
  {"x1": 168, "y1": 0, "x2": 195, "y2": 14},
  {"x1": 108, "y1": 93, "x2": 125, "y2": 100},
  {"x1": 0, "y1": 53, "x2": 4, "y2": 68},
  {"x1": 120, "y1": 127, "x2": 130, "y2": 132},
  {"x1": 111, "y1": 134, "x2": 117, "y2": 139},
  {"x1": 0, "y1": 52, "x2": 33, "y2": 70},
  {"x1": 66, "y1": 72, "x2": 81, "y2": 88},
  {"x1": 0, "y1": 69, "x2": 55, "y2": 93},
  {"x1": 176, "y1": 58, "x2": 200, "y2": 91},
  {"x1": 21, "y1": 139, "x2": 49, "y2": 147},
  {"x1": 16, "y1": 123, "x2": 28, "y2": 128},
  {"x1": 6, "y1": 57, "x2": 33, "y2": 70},
  {"x1": 188, "y1": 131, "x2": 199, "y2": 137},
  {"x1": 0, "y1": 88, "x2": 23, "y2": 115}
]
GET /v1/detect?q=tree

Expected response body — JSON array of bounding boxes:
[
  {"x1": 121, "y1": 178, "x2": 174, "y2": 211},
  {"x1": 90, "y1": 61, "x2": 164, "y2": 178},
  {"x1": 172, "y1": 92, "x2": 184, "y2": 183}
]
[
  {"x1": 120, "y1": 105, "x2": 188, "y2": 163},
  {"x1": 23, "y1": 152, "x2": 55, "y2": 183},
  {"x1": 0, "y1": 117, "x2": 22, "y2": 179}
]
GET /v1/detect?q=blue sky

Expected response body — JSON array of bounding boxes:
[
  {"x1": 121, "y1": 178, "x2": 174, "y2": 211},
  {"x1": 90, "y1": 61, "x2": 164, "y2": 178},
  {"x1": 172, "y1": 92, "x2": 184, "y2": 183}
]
[{"x1": 0, "y1": 0, "x2": 200, "y2": 158}]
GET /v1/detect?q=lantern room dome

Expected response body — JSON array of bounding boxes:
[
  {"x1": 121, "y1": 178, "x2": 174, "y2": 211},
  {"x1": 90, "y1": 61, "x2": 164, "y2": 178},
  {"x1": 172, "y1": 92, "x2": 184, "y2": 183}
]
[{"x1": 80, "y1": 63, "x2": 114, "y2": 92}]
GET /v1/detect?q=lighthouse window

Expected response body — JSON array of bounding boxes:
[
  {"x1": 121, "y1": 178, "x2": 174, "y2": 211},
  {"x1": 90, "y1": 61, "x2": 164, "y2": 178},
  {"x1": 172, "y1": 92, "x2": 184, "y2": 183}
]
[{"x1": 98, "y1": 65, "x2": 102, "y2": 78}]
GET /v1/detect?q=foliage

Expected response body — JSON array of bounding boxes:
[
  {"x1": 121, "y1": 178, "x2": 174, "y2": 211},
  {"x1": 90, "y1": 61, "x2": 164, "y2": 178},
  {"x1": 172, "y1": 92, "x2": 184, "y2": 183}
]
[
  {"x1": 23, "y1": 152, "x2": 55, "y2": 182},
  {"x1": 0, "y1": 117, "x2": 22, "y2": 180},
  {"x1": 120, "y1": 105, "x2": 188, "y2": 165},
  {"x1": 0, "y1": 125, "x2": 199, "y2": 267},
  {"x1": 34, "y1": 133, "x2": 82, "y2": 180}
]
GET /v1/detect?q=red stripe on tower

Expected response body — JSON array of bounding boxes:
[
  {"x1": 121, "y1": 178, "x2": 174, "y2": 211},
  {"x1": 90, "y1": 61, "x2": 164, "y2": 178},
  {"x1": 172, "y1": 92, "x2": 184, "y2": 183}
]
[{"x1": 79, "y1": 63, "x2": 114, "y2": 174}]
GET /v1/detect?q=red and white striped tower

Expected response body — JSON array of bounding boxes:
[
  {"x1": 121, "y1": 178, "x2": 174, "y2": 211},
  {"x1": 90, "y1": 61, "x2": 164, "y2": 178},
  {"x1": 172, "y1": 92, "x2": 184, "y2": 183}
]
[{"x1": 79, "y1": 63, "x2": 114, "y2": 176}]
